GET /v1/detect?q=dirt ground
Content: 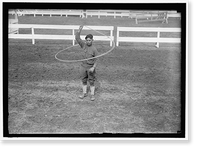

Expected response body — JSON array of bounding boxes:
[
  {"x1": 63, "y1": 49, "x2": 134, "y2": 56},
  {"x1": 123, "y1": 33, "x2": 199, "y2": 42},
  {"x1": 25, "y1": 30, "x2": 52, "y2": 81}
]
[
  {"x1": 7, "y1": 15, "x2": 181, "y2": 134},
  {"x1": 8, "y1": 41, "x2": 181, "y2": 134}
]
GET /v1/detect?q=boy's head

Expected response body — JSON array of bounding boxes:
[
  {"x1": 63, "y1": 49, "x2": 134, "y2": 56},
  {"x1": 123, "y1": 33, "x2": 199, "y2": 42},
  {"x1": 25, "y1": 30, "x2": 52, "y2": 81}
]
[{"x1": 85, "y1": 34, "x2": 93, "y2": 46}]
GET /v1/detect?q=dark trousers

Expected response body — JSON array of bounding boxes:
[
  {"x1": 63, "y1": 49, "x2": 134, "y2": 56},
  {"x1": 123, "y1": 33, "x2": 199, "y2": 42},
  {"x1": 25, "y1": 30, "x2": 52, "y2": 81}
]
[{"x1": 80, "y1": 66, "x2": 96, "y2": 86}]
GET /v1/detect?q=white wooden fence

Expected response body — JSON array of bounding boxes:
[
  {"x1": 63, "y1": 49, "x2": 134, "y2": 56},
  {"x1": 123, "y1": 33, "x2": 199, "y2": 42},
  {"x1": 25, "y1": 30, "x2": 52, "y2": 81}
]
[
  {"x1": 135, "y1": 12, "x2": 168, "y2": 24},
  {"x1": 9, "y1": 9, "x2": 130, "y2": 18},
  {"x1": 86, "y1": 10, "x2": 180, "y2": 19},
  {"x1": 9, "y1": 9, "x2": 181, "y2": 20},
  {"x1": 116, "y1": 27, "x2": 181, "y2": 47},
  {"x1": 129, "y1": 11, "x2": 180, "y2": 18},
  {"x1": 8, "y1": 24, "x2": 114, "y2": 46},
  {"x1": 8, "y1": 24, "x2": 181, "y2": 48},
  {"x1": 9, "y1": 10, "x2": 84, "y2": 18},
  {"x1": 8, "y1": 19, "x2": 19, "y2": 34},
  {"x1": 85, "y1": 10, "x2": 130, "y2": 18}
]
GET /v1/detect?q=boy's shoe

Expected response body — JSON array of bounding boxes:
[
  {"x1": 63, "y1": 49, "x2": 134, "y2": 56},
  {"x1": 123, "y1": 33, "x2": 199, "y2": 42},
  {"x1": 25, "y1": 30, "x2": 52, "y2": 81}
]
[
  {"x1": 79, "y1": 93, "x2": 87, "y2": 99},
  {"x1": 90, "y1": 95, "x2": 95, "y2": 101}
]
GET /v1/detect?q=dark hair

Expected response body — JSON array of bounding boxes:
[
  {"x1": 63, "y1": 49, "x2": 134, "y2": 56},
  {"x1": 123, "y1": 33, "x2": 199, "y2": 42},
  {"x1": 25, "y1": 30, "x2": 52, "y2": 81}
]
[{"x1": 85, "y1": 34, "x2": 93, "y2": 40}]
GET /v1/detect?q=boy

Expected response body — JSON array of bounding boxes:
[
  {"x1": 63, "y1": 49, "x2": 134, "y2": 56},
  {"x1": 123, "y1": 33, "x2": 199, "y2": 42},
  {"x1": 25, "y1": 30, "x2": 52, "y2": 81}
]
[{"x1": 75, "y1": 25, "x2": 99, "y2": 101}]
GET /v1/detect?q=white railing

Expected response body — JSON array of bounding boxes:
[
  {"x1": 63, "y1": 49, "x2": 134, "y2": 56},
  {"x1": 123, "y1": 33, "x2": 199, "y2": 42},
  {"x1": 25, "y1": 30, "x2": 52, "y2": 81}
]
[
  {"x1": 9, "y1": 9, "x2": 84, "y2": 18},
  {"x1": 85, "y1": 10, "x2": 130, "y2": 18},
  {"x1": 8, "y1": 24, "x2": 114, "y2": 46},
  {"x1": 135, "y1": 12, "x2": 168, "y2": 24},
  {"x1": 8, "y1": 19, "x2": 19, "y2": 34},
  {"x1": 8, "y1": 24, "x2": 181, "y2": 48},
  {"x1": 9, "y1": 9, "x2": 180, "y2": 20},
  {"x1": 116, "y1": 27, "x2": 181, "y2": 47}
]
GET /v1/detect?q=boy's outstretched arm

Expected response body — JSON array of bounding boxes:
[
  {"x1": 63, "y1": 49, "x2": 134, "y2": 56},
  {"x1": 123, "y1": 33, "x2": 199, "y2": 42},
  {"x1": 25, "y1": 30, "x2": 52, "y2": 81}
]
[{"x1": 75, "y1": 25, "x2": 85, "y2": 48}]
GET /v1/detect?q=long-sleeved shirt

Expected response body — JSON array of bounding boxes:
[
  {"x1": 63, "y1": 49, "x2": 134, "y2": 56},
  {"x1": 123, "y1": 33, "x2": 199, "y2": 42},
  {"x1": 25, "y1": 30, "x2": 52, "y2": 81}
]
[{"x1": 75, "y1": 31, "x2": 98, "y2": 69}]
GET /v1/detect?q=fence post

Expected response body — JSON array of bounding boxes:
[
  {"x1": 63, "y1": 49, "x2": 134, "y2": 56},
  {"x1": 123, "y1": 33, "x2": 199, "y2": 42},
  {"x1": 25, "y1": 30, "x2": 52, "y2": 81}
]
[
  {"x1": 156, "y1": 31, "x2": 160, "y2": 48},
  {"x1": 135, "y1": 15, "x2": 138, "y2": 24},
  {"x1": 165, "y1": 12, "x2": 168, "y2": 24},
  {"x1": 116, "y1": 27, "x2": 119, "y2": 46},
  {"x1": 72, "y1": 29, "x2": 75, "y2": 45},
  {"x1": 86, "y1": 10, "x2": 88, "y2": 18},
  {"x1": 31, "y1": 27, "x2": 35, "y2": 44},
  {"x1": 110, "y1": 29, "x2": 113, "y2": 46},
  {"x1": 98, "y1": 10, "x2": 100, "y2": 18}
]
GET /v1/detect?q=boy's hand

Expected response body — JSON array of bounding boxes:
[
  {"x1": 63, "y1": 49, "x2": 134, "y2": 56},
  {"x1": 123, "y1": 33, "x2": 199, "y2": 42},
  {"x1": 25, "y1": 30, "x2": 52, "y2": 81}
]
[
  {"x1": 89, "y1": 67, "x2": 95, "y2": 72},
  {"x1": 79, "y1": 25, "x2": 84, "y2": 31}
]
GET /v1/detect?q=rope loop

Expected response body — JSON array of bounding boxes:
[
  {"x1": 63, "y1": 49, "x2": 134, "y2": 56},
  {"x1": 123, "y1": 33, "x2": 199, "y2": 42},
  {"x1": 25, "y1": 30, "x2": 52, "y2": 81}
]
[{"x1": 55, "y1": 25, "x2": 115, "y2": 63}]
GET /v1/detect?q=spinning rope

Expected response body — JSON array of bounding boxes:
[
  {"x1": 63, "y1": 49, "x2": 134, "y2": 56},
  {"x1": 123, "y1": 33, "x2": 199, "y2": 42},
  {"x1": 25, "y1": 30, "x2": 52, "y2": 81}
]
[{"x1": 55, "y1": 26, "x2": 115, "y2": 63}]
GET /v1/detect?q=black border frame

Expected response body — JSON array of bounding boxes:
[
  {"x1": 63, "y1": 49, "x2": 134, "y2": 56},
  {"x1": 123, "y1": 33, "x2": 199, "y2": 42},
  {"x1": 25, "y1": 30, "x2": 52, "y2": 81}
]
[{"x1": 3, "y1": 2, "x2": 187, "y2": 139}]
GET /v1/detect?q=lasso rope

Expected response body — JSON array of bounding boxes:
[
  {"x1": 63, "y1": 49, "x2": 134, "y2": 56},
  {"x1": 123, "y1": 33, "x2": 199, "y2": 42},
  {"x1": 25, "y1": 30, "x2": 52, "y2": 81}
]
[{"x1": 55, "y1": 25, "x2": 115, "y2": 63}]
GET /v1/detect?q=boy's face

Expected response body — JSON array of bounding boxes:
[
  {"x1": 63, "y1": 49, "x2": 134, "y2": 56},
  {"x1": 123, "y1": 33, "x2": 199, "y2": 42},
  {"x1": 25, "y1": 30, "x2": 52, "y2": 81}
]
[{"x1": 86, "y1": 38, "x2": 93, "y2": 46}]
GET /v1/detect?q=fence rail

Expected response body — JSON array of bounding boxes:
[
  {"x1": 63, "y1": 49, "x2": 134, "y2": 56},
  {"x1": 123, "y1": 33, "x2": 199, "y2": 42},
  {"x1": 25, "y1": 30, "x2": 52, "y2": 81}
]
[
  {"x1": 85, "y1": 10, "x2": 130, "y2": 18},
  {"x1": 8, "y1": 24, "x2": 114, "y2": 46},
  {"x1": 9, "y1": 9, "x2": 180, "y2": 19},
  {"x1": 8, "y1": 19, "x2": 19, "y2": 34},
  {"x1": 135, "y1": 12, "x2": 168, "y2": 24},
  {"x1": 9, "y1": 10, "x2": 84, "y2": 17},
  {"x1": 116, "y1": 27, "x2": 181, "y2": 47},
  {"x1": 8, "y1": 24, "x2": 181, "y2": 48}
]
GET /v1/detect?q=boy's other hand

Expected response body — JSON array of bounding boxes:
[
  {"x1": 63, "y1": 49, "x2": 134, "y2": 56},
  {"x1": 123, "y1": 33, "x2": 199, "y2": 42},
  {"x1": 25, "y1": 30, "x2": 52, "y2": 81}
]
[{"x1": 89, "y1": 67, "x2": 95, "y2": 72}]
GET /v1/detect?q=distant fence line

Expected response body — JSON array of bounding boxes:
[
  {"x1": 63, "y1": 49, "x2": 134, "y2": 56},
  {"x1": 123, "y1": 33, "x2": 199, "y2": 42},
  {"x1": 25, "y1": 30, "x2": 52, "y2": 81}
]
[
  {"x1": 8, "y1": 24, "x2": 181, "y2": 48},
  {"x1": 8, "y1": 19, "x2": 19, "y2": 34},
  {"x1": 85, "y1": 10, "x2": 130, "y2": 18},
  {"x1": 9, "y1": 9, "x2": 84, "y2": 17},
  {"x1": 135, "y1": 12, "x2": 168, "y2": 24},
  {"x1": 9, "y1": 9, "x2": 181, "y2": 19}
]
